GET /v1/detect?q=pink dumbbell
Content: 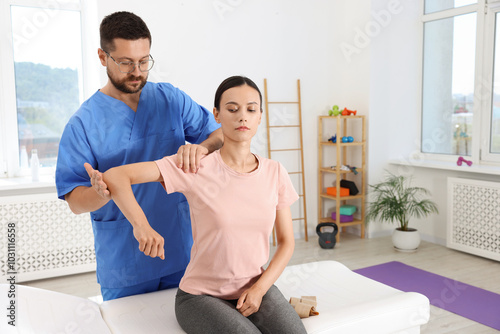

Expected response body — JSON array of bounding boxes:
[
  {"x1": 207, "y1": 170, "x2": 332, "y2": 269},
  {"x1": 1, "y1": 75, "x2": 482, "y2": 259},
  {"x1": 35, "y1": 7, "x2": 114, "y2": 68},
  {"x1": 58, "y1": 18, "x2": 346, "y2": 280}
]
[{"x1": 457, "y1": 156, "x2": 472, "y2": 166}]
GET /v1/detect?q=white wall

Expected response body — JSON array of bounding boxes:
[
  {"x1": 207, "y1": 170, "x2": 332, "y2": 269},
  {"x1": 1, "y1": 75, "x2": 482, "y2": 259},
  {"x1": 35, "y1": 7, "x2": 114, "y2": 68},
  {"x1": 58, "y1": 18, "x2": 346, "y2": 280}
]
[
  {"x1": 95, "y1": 0, "x2": 493, "y2": 244},
  {"x1": 368, "y1": 0, "x2": 423, "y2": 237},
  {"x1": 368, "y1": 0, "x2": 457, "y2": 243},
  {"x1": 95, "y1": 0, "x2": 372, "y2": 238},
  {"x1": 2, "y1": 0, "x2": 490, "y2": 244}
]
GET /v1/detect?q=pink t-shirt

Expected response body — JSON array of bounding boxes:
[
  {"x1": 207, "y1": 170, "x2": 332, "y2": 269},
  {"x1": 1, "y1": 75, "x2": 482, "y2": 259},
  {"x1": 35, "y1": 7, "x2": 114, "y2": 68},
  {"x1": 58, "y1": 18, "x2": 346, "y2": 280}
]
[{"x1": 155, "y1": 150, "x2": 298, "y2": 299}]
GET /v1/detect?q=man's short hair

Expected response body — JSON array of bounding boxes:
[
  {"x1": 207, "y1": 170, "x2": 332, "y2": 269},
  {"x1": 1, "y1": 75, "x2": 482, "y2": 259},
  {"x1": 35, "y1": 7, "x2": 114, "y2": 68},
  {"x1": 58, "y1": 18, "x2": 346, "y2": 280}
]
[{"x1": 100, "y1": 11, "x2": 152, "y2": 52}]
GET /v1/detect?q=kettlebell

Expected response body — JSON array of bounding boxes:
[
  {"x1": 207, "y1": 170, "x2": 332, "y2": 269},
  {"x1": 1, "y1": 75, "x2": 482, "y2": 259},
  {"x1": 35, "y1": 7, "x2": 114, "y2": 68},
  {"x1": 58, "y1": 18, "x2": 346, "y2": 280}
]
[{"x1": 316, "y1": 222, "x2": 338, "y2": 249}]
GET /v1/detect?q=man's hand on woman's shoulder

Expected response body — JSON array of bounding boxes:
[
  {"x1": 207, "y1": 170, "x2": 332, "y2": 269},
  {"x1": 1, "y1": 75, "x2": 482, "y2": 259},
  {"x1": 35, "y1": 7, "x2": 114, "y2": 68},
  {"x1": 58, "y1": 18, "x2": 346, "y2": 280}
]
[{"x1": 176, "y1": 144, "x2": 209, "y2": 173}]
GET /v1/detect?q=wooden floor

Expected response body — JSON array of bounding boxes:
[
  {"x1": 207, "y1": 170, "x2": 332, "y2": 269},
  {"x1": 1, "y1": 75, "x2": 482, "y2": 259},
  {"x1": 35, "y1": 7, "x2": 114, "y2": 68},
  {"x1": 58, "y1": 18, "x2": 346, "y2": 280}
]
[{"x1": 22, "y1": 233, "x2": 500, "y2": 333}]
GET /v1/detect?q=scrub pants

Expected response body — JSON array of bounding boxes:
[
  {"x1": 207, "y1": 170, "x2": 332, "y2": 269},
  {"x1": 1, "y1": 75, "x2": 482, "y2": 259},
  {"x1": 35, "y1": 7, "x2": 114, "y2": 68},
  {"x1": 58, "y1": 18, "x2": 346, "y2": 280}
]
[
  {"x1": 175, "y1": 285, "x2": 307, "y2": 334},
  {"x1": 101, "y1": 269, "x2": 185, "y2": 301}
]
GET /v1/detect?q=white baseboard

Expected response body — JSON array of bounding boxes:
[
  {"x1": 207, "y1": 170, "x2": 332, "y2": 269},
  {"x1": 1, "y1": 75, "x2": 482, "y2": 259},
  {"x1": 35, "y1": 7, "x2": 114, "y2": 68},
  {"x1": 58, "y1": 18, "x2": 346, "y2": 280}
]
[
  {"x1": 300, "y1": 225, "x2": 447, "y2": 247},
  {"x1": 366, "y1": 229, "x2": 446, "y2": 246},
  {"x1": 420, "y1": 233, "x2": 446, "y2": 246},
  {"x1": 366, "y1": 229, "x2": 392, "y2": 239}
]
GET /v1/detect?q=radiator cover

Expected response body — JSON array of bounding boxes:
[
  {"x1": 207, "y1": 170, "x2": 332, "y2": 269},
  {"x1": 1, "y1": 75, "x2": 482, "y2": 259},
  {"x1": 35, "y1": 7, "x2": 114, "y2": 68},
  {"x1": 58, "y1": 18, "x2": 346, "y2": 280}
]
[
  {"x1": 447, "y1": 177, "x2": 500, "y2": 261},
  {"x1": 0, "y1": 193, "x2": 95, "y2": 282}
]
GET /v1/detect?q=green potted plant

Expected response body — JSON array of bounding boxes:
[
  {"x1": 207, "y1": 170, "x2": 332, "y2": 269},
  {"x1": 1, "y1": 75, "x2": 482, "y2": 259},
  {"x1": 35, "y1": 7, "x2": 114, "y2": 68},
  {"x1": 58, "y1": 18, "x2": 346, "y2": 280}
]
[{"x1": 366, "y1": 172, "x2": 439, "y2": 251}]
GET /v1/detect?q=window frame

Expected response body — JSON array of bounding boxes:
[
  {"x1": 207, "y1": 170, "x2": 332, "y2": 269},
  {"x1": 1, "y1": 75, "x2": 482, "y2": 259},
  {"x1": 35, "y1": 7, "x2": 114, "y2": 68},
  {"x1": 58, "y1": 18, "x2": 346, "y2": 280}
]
[
  {"x1": 480, "y1": 1, "x2": 500, "y2": 162},
  {"x1": 419, "y1": 0, "x2": 500, "y2": 164},
  {"x1": 0, "y1": 0, "x2": 98, "y2": 179},
  {"x1": 419, "y1": 2, "x2": 481, "y2": 162}
]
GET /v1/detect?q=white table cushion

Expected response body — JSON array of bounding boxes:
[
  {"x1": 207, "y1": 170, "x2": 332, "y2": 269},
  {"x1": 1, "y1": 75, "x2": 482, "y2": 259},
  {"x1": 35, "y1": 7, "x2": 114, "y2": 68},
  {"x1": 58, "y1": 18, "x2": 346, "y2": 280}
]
[
  {"x1": 100, "y1": 261, "x2": 429, "y2": 334},
  {"x1": 0, "y1": 284, "x2": 110, "y2": 334},
  {"x1": 275, "y1": 261, "x2": 430, "y2": 334},
  {"x1": 100, "y1": 287, "x2": 184, "y2": 333},
  {"x1": 1, "y1": 260, "x2": 430, "y2": 333}
]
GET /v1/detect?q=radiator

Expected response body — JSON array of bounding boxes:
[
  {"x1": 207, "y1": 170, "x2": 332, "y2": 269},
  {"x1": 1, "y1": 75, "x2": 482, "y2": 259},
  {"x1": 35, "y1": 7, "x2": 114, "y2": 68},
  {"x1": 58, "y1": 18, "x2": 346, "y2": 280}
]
[
  {"x1": 0, "y1": 193, "x2": 95, "y2": 282},
  {"x1": 447, "y1": 177, "x2": 500, "y2": 261}
]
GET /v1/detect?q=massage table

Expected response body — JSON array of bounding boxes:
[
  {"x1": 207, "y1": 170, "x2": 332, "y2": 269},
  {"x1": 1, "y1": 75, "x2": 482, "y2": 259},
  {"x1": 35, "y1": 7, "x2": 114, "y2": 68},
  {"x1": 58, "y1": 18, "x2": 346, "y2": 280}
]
[{"x1": 0, "y1": 261, "x2": 430, "y2": 333}]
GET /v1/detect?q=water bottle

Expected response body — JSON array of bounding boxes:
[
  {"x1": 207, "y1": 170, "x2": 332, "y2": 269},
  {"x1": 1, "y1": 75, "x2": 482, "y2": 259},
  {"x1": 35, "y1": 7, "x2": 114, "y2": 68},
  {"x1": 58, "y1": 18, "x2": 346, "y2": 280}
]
[{"x1": 31, "y1": 149, "x2": 40, "y2": 182}]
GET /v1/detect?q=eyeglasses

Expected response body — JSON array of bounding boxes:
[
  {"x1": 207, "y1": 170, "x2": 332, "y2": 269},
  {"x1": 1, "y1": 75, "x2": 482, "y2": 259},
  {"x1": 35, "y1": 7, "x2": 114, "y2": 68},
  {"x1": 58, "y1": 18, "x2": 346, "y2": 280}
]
[{"x1": 102, "y1": 49, "x2": 154, "y2": 73}]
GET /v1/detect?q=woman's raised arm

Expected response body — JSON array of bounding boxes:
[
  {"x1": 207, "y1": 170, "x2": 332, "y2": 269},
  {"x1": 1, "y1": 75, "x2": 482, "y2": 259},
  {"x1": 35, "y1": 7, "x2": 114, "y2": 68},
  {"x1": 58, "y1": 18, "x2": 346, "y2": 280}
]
[{"x1": 103, "y1": 161, "x2": 166, "y2": 259}]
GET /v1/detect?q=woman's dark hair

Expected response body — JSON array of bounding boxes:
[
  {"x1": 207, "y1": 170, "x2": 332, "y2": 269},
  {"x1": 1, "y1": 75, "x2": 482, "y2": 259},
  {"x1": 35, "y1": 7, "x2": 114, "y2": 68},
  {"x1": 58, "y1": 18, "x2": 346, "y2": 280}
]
[
  {"x1": 100, "y1": 11, "x2": 152, "y2": 52},
  {"x1": 214, "y1": 76, "x2": 263, "y2": 111}
]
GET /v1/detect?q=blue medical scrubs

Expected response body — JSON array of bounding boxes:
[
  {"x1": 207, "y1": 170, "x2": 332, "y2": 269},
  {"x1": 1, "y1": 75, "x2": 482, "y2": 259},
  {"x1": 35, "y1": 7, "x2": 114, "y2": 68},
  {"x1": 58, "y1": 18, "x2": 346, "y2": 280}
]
[{"x1": 55, "y1": 82, "x2": 220, "y2": 289}]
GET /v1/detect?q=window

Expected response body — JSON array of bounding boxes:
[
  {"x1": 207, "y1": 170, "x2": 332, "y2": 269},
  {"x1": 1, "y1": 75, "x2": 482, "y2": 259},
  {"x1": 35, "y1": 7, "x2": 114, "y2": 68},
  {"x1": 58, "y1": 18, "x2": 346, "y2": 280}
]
[
  {"x1": 421, "y1": 0, "x2": 500, "y2": 163},
  {"x1": 421, "y1": 12, "x2": 477, "y2": 156},
  {"x1": 424, "y1": 0, "x2": 477, "y2": 14},
  {"x1": 0, "y1": 0, "x2": 97, "y2": 178},
  {"x1": 489, "y1": 11, "x2": 500, "y2": 155}
]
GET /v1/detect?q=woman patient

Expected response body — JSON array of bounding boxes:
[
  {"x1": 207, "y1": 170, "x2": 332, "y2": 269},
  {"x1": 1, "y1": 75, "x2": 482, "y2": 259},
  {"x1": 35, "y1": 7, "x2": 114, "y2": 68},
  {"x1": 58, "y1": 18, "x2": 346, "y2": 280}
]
[{"x1": 103, "y1": 76, "x2": 307, "y2": 334}]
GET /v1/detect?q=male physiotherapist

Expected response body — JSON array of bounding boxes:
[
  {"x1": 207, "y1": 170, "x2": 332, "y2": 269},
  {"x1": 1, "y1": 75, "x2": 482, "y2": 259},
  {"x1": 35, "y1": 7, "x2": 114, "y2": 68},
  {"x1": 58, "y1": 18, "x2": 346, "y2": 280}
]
[{"x1": 55, "y1": 11, "x2": 222, "y2": 301}]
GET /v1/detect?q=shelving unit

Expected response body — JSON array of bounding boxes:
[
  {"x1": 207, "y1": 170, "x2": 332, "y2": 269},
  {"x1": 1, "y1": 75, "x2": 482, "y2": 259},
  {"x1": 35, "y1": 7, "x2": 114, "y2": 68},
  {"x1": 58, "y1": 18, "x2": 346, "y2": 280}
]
[{"x1": 318, "y1": 115, "x2": 366, "y2": 242}]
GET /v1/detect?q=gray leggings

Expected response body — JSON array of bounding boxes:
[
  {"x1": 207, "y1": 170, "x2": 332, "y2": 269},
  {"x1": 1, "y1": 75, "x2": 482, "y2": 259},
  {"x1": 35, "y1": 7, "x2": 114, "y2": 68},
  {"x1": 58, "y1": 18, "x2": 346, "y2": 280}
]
[{"x1": 175, "y1": 285, "x2": 307, "y2": 334}]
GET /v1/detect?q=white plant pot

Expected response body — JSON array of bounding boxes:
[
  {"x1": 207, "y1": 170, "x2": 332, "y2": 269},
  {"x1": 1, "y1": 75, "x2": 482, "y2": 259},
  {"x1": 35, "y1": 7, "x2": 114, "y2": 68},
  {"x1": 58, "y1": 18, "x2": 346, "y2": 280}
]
[{"x1": 392, "y1": 228, "x2": 420, "y2": 252}]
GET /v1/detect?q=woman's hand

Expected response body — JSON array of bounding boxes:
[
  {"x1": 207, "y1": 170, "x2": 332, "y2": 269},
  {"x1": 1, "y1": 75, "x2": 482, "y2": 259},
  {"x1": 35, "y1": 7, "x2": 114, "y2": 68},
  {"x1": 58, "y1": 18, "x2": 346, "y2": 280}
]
[
  {"x1": 176, "y1": 144, "x2": 208, "y2": 173},
  {"x1": 132, "y1": 224, "x2": 165, "y2": 260},
  {"x1": 236, "y1": 285, "x2": 266, "y2": 317},
  {"x1": 235, "y1": 207, "x2": 295, "y2": 317},
  {"x1": 100, "y1": 161, "x2": 165, "y2": 260},
  {"x1": 84, "y1": 162, "x2": 111, "y2": 200}
]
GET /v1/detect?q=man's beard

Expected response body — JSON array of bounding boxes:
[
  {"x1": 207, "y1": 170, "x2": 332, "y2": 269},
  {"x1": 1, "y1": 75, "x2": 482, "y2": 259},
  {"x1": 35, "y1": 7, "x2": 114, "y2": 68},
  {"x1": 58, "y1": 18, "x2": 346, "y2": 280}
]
[{"x1": 107, "y1": 68, "x2": 148, "y2": 94}]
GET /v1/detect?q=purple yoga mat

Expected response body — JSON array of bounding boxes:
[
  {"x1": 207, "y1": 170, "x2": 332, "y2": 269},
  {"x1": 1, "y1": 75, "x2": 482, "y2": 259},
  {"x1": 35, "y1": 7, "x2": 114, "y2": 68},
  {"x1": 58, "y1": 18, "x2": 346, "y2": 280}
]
[{"x1": 354, "y1": 261, "x2": 500, "y2": 331}]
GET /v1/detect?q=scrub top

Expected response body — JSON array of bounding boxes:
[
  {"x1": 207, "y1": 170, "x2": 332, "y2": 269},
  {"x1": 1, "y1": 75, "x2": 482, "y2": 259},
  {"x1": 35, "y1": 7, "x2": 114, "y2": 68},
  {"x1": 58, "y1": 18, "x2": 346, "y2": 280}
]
[{"x1": 55, "y1": 82, "x2": 220, "y2": 288}]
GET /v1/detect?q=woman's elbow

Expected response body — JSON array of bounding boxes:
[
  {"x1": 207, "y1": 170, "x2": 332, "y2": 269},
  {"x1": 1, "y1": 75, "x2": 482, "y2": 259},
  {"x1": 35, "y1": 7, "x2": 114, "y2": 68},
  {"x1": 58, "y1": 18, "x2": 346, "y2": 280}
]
[
  {"x1": 277, "y1": 234, "x2": 295, "y2": 251},
  {"x1": 102, "y1": 167, "x2": 124, "y2": 191}
]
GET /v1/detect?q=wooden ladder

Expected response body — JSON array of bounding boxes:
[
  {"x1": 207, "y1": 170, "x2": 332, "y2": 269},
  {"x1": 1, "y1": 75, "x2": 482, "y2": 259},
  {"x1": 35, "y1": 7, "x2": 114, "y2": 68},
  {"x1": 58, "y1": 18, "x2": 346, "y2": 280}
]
[{"x1": 263, "y1": 78, "x2": 308, "y2": 245}]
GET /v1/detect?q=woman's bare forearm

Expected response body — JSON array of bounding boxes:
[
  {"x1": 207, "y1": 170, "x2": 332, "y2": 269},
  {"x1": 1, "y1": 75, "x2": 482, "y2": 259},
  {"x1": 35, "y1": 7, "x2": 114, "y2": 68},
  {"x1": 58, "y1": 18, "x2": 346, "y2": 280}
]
[
  {"x1": 103, "y1": 162, "x2": 161, "y2": 228},
  {"x1": 103, "y1": 162, "x2": 166, "y2": 259}
]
